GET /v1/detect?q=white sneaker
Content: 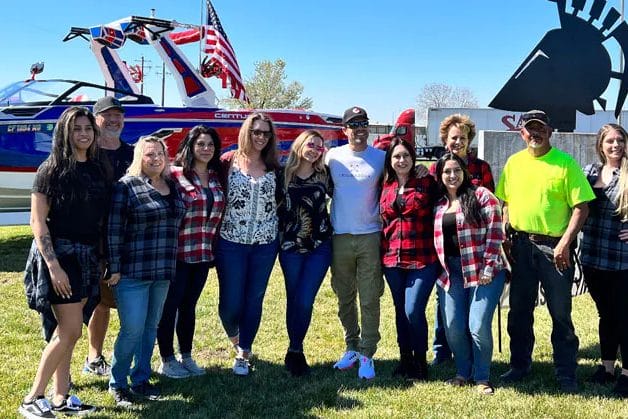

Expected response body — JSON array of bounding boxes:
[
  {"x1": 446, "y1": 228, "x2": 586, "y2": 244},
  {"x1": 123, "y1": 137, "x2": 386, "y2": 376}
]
[
  {"x1": 180, "y1": 357, "x2": 206, "y2": 376},
  {"x1": 158, "y1": 359, "x2": 191, "y2": 379},
  {"x1": 233, "y1": 357, "x2": 250, "y2": 376},
  {"x1": 333, "y1": 350, "x2": 359, "y2": 370},
  {"x1": 358, "y1": 355, "x2": 375, "y2": 379}
]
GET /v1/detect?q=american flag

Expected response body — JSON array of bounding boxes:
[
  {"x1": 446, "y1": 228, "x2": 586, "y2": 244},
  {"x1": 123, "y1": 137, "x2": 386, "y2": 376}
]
[{"x1": 203, "y1": 0, "x2": 249, "y2": 102}]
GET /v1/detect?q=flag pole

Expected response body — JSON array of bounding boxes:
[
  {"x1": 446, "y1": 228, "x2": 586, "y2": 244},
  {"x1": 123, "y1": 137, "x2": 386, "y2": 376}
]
[{"x1": 199, "y1": 0, "x2": 204, "y2": 70}]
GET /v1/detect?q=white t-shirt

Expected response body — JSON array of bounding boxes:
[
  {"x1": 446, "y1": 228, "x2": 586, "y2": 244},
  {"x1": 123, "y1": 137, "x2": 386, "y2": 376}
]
[{"x1": 325, "y1": 144, "x2": 385, "y2": 234}]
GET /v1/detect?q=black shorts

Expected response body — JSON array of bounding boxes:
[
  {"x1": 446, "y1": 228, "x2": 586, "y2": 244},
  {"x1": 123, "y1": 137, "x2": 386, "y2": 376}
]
[{"x1": 47, "y1": 254, "x2": 90, "y2": 305}]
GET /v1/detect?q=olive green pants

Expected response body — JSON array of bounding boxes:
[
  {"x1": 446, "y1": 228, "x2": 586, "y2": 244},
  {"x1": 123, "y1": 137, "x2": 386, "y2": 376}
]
[{"x1": 331, "y1": 232, "x2": 384, "y2": 358}]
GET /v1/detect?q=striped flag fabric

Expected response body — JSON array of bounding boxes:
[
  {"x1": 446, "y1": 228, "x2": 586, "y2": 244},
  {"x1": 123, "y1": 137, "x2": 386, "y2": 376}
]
[{"x1": 203, "y1": 0, "x2": 249, "y2": 102}]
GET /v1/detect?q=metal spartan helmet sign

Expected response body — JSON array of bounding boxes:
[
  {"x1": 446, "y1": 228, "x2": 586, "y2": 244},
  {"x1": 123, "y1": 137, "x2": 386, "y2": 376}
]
[{"x1": 490, "y1": 0, "x2": 628, "y2": 132}]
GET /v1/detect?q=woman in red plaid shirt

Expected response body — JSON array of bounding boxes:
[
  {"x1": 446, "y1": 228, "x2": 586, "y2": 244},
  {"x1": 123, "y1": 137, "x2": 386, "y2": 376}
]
[
  {"x1": 380, "y1": 138, "x2": 439, "y2": 380},
  {"x1": 429, "y1": 114, "x2": 496, "y2": 366},
  {"x1": 433, "y1": 152, "x2": 505, "y2": 395},
  {"x1": 156, "y1": 126, "x2": 225, "y2": 379}
]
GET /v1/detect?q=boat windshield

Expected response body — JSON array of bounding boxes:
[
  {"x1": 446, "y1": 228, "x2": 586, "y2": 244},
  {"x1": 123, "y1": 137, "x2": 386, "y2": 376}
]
[{"x1": 0, "y1": 80, "x2": 78, "y2": 106}]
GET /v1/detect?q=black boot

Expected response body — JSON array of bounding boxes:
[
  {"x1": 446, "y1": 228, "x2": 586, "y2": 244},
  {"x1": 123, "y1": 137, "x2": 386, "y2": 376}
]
[
  {"x1": 407, "y1": 352, "x2": 428, "y2": 381},
  {"x1": 393, "y1": 350, "x2": 413, "y2": 377},
  {"x1": 284, "y1": 351, "x2": 297, "y2": 374},
  {"x1": 285, "y1": 351, "x2": 310, "y2": 377},
  {"x1": 293, "y1": 352, "x2": 310, "y2": 377}
]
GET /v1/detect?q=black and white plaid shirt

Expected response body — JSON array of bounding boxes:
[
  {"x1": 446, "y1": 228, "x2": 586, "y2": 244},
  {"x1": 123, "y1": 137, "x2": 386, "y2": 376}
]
[{"x1": 580, "y1": 163, "x2": 628, "y2": 271}]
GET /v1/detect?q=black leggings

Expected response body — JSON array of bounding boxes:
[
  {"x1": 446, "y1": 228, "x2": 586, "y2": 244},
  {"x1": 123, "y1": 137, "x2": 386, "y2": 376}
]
[
  {"x1": 157, "y1": 261, "x2": 211, "y2": 359},
  {"x1": 583, "y1": 267, "x2": 628, "y2": 369}
]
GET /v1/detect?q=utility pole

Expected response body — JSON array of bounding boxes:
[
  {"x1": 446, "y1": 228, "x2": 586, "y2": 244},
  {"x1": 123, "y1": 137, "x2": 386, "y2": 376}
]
[
  {"x1": 155, "y1": 62, "x2": 169, "y2": 106},
  {"x1": 620, "y1": 0, "x2": 625, "y2": 125},
  {"x1": 135, "y1": 56, "x2": 152, "y2": 95}
]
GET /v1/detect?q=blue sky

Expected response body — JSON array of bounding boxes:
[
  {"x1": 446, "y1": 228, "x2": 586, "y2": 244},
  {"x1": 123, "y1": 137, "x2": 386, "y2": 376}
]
[{"x1": 1, "y1": 0, "x2": 625, "y2": 123}]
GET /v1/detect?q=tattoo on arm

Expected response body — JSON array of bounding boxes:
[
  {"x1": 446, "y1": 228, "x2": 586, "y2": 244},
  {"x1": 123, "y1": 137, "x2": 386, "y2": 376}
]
[{"x1": 38, "y1": 233, "x2": 57, "y2": 264}]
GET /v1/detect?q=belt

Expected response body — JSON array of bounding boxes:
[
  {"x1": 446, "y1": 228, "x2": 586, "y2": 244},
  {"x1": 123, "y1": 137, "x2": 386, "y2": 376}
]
[{"x1": 515, "y1": 230, "x2": 560, "y2": 245}]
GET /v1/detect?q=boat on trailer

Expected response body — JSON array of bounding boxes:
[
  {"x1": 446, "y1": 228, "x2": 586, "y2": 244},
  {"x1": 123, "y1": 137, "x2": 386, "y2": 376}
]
[{"x1": 0, "y1": 14, "x2": 345, "y2": 212}]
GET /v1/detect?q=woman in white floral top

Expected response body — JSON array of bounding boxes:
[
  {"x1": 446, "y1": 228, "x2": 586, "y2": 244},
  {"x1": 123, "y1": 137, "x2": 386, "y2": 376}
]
[{"x1": 216, "y1": 112, "x2": 282, "y2": 376}]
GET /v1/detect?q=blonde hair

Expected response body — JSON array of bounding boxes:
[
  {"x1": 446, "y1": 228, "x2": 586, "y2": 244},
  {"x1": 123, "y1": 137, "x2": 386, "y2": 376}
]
[
  {"x1": 284, "y1": 130, "x2": 327, "y2": 188},
  {"x1": 237, "y1": 112, "x2": 280, "y2": 171},
  {"x1": 596, "y1": 124, "x2": 628, "y2": 220},
  {"x1": 439, "y1": 114, "x2": 476, "y2": 145},
  {"x1": 126, "y1": 136, "x2": 170, "y2": 179}
]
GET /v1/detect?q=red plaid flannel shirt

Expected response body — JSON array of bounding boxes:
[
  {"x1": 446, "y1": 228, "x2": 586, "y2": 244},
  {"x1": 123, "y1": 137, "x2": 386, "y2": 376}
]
[
  {"x1": 171, "y1": 166, "x2": 225, "y2": 263},
  {"x1": 380, "y1": 175, "x2": 439, "y2": 269},
  {"x1": 429, "y1": 155, "x2": 495, "y2": 191},
  {"x1": 433, "y1": 187, "x2": 504, "y2": 290}
]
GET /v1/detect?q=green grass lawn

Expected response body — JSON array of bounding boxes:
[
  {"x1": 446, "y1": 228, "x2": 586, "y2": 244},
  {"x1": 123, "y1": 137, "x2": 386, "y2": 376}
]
[{"x1": 1, "y1": 225, "x2": 626, "y2": 418}]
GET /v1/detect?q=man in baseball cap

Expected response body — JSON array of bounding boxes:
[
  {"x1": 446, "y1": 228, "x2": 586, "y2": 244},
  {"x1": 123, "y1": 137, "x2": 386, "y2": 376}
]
[
  {"x1": 325, "y1": 106, "x2": 385, "y2": 379},
  {"x1": 82, "y1": 96, "x2": 134, "y2": 377},
  {"x1": 496, "y1": 109, "x2": 594, "y2": 393}
]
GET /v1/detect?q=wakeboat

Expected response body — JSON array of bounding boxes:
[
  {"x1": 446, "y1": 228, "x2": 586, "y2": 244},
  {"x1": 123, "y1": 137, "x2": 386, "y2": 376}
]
[{"x1": 0, "y1": 14, "x2": 345, "y2": 211}]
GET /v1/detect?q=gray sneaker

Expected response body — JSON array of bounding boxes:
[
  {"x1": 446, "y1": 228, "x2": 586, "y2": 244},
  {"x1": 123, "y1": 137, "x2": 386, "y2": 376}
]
[
  {"x1": 180, "y1": 357, "x2": 206, "y2": 376},
  {"x1": 82, "y1": 355, "x2": 111, "y2": 376},
  {"x1": 18, "y1": 396, "x2": 55, "y2": 418},
  {"x1": 158, "y1": 360, "x2": 191, "y2": 379}
]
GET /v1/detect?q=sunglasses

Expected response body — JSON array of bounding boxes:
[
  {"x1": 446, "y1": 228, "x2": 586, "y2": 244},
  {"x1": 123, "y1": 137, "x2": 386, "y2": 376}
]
[
  {"x1": 346, "y1": 120, "x2": 369, "y2": 129},
  {"x1": 250, "y1": 129, "x2": 272, "y2": 139},
  {"x1": 305, "y1": 142, "x2": 325, "y2": 152}
]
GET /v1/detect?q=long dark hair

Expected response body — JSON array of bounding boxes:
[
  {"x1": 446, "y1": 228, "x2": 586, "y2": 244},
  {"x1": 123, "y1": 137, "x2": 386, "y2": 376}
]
[
  {"x1": 38, "y1": 106, "x2": 110, "y2": 207},
  {"x1": 174, "y1": 125, "x2": 224, "y2": 182},
  {"x1": 435, "y1": 152, "x2": 481, "y2": 226},
  {"x1": 383, "y1": 137, "x2": 417, "y2": 184}
]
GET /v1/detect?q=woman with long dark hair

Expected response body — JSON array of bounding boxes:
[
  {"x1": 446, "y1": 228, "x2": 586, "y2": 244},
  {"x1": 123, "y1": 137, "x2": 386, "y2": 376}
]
[
  {"x1": 157, "y1": 125, "x2": 225, "y2": 378},
  {"x1": 433, "y1": 153, "x2": 505, "y2": 395},
  {"x1": 580, "y1": 123, "x2": 628, "y2": 397},
  {"x1": 429, "y1": 113, "x2": 496, "y2": 366},
  {"x1": 380, "y1": 138, "x2": 439, "y2": 380},
  {"x1": 216, "y1": 112, "x2": 282, "y2": 376},
  {"x1": 21, "y1": 106, "x2": 109, "y2": 417},
  {"x1": 278, "y1": 129, "x2": 333, "y2": 376}
]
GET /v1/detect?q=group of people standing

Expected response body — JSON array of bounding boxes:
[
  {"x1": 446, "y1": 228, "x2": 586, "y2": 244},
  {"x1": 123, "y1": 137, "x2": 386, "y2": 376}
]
[{"x1": 18, "y1": 100, "x2": 627, "y2": 418}]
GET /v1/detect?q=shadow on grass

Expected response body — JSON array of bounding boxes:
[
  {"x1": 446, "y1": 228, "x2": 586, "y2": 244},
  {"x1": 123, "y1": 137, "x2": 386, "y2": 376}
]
[
  {"x1": 76, "y1": 359, "x2": 424, "y2": 418},
  {"x1": 578, "y1": 342, "x2": 602, "y2": 362},
  {"x1": 491, "y1": 360, "x2": 622, "y2": 399},
  {"x1": 0, "y1": 233, "x2": 32, "y2": 272},
  {"x1": 58, "y1": 357, "x2": 626, "y2": 417}
]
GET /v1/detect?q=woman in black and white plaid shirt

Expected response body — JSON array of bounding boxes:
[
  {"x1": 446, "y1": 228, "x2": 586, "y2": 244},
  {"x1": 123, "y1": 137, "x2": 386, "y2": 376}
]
[{"x1": 580, "y1": 123, "x2": 628, "y2": 397}]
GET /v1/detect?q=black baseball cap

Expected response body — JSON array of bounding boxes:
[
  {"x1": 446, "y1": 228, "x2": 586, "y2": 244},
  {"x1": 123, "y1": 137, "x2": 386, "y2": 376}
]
[
  {"x1": 520, "y1": 110, "x2": 549, "y2": 127},
  {"x1": 93, "y1": 96, "x2": 125, "y2": 114},
  {"x1": 342, "y1": 106, "x2": 368, "y2": 125}
]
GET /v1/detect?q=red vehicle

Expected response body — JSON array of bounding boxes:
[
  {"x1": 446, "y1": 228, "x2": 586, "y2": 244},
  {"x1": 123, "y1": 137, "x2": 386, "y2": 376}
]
[{"x1": 373, "y1": 108, "x2": 416, "y2": 151}]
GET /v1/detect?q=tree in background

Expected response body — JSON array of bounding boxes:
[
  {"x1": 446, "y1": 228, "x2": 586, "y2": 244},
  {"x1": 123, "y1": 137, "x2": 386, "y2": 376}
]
[
  {"x1": 221, "y1": 59, "x2": 313, "y2": 110},
  {"x1": 416, "y1": 83, "x2": 478, "y2": 123}
]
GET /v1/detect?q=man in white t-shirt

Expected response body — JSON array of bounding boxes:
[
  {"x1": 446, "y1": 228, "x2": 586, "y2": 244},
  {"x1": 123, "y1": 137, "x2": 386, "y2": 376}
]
[{"x1": 325, "y1": 106, "x2": 385, "y2": 379}]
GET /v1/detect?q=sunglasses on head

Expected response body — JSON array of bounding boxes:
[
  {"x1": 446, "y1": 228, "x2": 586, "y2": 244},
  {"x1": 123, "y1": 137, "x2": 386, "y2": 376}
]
[{"x1": 346, "y1": 120, "x2": 369, "y2": 129}]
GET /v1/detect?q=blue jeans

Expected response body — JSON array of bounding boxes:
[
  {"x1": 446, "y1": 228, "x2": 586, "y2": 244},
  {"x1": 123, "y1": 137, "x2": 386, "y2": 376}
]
[
  {"x1": 109, "y1": 278, "x2": 170, "y2": 389},
  {"x1": 438, "y1": 256, "x2": 505, "y2": 382},
  {"x1": 279, "y1": 240, "x2": 332, "y2": 352},
  {"x1": 215, "y1": 237, "x2": 278, "y2": 353},
  {"x1": 157, "y1": 261, "x2": 211, "y2": 360},
  {"x1": 432, "y1": 294, "x2": 452, "y2": 360},
  {"x1": 384, "y1": 263, "x2": 439, "y2": 354},
  {"x1": 507, "y1": 236, "x2": 579, "y2": 379}
]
